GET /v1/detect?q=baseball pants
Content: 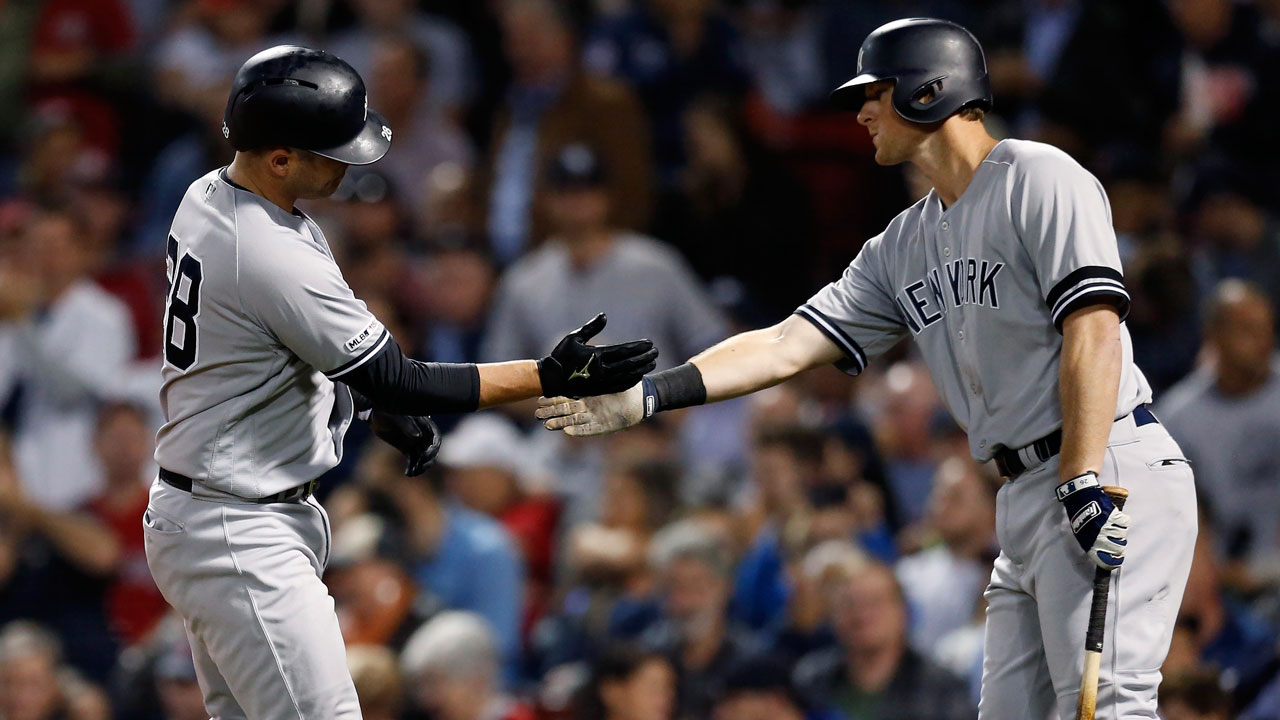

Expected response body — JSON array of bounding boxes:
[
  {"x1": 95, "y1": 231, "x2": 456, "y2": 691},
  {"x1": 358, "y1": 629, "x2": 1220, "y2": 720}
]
[
  {"x1": 977, "y1": 412, "x2": 1198, "y2": 720},
  {"x1": 143, "y1": 479, "x2": 361, "y2": 720}
]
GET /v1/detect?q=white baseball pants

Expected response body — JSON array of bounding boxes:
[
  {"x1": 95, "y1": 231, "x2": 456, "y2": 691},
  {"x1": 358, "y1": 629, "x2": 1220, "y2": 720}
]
[
  {"x1": 977, "y1": 412, "x2": 1198, "y2": 720},
  {"x1": 143, "y1": 479, "x2": 361, "y2": 720}
]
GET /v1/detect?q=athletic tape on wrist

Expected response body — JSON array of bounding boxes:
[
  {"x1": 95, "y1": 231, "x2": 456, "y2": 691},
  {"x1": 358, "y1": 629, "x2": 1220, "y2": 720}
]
[
  {"x1": 641, "y1": 363, "x2": 706, "y2": 418},
  {"x1": 1055, "y1": 471, "x2": 1099, "y2": 502}
]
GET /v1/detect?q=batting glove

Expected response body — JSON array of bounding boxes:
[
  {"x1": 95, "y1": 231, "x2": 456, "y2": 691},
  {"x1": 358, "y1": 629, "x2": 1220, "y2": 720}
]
[
  {"x1": 536, "y1": 382, "x2": 645, "y2": 437},
  {"x1": 537, "y1": 313, "x2": 658, "y2": 398},
  {"x1": 368, "y1": 412, "x2": 442, "y2": 476},
  {"x1": 1056, "y1": 472, "x2": 1130, "y2": 571}
]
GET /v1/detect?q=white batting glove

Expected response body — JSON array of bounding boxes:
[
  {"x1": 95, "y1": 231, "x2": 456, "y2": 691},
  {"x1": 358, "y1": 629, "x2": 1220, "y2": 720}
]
[{"x1": 536, "y1": 383, "x2": 645, "y2": 436}]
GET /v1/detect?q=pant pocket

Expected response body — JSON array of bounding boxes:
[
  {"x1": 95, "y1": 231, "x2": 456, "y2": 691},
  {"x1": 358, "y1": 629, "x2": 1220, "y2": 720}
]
[
  {"x1": 1146, "y1": 457, "x2": 1191, "y2": 471},
  {"x1": 143, "y1": 506, "x2": 186, "y2": 534}
]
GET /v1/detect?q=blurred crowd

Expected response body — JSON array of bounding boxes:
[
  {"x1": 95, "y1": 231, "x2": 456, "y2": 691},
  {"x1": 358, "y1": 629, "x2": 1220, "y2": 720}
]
[{"x1": 1, "y1": 0, "x2": 1280, "y2": 718}]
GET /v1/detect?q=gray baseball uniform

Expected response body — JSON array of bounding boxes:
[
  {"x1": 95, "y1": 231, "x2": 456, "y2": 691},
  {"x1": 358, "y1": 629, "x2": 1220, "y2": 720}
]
[
  {"x1": 146, "y1": 168, "x2": 381, "y2": 719},
  {"x1": 797, "y1": 139, "x2": 1197, "y2": 719}
]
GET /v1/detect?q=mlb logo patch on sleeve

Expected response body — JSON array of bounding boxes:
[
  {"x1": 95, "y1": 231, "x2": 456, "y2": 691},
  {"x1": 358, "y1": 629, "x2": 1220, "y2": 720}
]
[{"x1": 345, "y1": 319, "x2": 384, "y2": 353}]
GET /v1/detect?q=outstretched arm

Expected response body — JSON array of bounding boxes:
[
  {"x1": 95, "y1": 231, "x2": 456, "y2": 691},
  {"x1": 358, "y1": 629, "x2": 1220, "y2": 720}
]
[{"x1": 538, "y1": 314, "x2": 843, "y2": 436}]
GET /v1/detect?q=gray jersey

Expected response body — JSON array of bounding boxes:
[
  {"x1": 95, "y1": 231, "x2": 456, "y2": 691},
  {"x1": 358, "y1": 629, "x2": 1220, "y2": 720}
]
[
  {"x1": 154, "y1": 169, "x2": 388, "y2": 497},
  {"x1": 797, "y1": 139, "x2": 1150, "y2": 461}
]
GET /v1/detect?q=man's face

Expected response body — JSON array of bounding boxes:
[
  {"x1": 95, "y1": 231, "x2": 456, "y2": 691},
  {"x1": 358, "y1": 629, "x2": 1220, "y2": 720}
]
[
  {"x1": 0, "y1": 654, "x2": 61, "y2": 720},
  {"x1": 289, "y1": 151, "x2": 349, "y2": 200},
  {"x1": 1211, "y1": 294, "x2": 1275, "y2": 382},
  {"x1": 856, "y1": 81, "x2": 930, "y2": 166},
  {"x1": 546, "y1": 186, "x2": 610, "y2": 236},
  {"x1": 663, "y1": 557, "x2": 727, "y2": 630},
  {"x1": 831, "y1": 565, "x2": 907, "y2": 653}
]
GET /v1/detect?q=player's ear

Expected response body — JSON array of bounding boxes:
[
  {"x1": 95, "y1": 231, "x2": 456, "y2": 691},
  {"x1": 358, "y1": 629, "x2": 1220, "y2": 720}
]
[{"x1": 266, "y1": 148, "x2": 294, "y2": 178}]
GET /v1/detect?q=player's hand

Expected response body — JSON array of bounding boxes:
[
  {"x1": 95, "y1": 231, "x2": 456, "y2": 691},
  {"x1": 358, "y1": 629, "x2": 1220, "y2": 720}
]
[
  {"x1": 536, "y1": 383, "x2": 645, "y2": 436},
  {"x1": 1056, "y1": 472, "x2": 1130, "y2": 571},
  {"x1": 537, "y1": 313, "x2": 658, "y2": 398},
  {"x1": 368, "y1": 412, "x2": 442, "y2": 476}
]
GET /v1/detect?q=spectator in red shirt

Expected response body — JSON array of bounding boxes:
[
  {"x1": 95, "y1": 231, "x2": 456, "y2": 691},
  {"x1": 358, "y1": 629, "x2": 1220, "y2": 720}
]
[
  {"x1": 27, "y1": 0, "x2": 136, "y2": 156},
  {"x1": 83, "y1": 402, "x2": 165, "y2": 645}
]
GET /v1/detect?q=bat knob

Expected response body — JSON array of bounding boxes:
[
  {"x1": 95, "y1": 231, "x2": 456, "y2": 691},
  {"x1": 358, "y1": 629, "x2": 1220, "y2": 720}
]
[{"x1": 1102, "y1": 485, "x2": 1128, "y2": 510}]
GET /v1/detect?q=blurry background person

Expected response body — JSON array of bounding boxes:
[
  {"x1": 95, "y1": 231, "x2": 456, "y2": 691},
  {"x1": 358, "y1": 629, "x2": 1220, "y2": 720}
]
[
  {"x1": 572, "y1": 643, "x2": 676, "y2": 720},
  {"x1": 1160, "y1": 280, "x2": 1280, "y2": 589},
  {"x1": 794, "y1": 560, "x2": 971, "y2": 720},
  {"x1": 0, "y1": 205, "x2": 134, "y2": 511},
  {"x1": 400, "y1": 611, "x2": 535, "y2": 720}
]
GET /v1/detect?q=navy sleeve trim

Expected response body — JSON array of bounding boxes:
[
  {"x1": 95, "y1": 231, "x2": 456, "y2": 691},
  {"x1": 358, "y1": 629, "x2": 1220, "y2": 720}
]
[
  {"x1": 324, "y1": 328, "x2": 391, "y2": 380},
  {"x1": 794, "y1": 304, "x2": 867, "y2": 374},
  {"x1": 1045, "y1": 267, "x2": 1129, "y2": 319},
  {"x1": 1053, "y1": 291, "x2": 1131, "y2": 332}
]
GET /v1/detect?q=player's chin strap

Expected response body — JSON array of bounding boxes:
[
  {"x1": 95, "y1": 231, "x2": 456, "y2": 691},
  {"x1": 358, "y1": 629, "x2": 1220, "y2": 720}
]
[{"x1": 640, "y1": 362, "x2": 707, "y2": 418}]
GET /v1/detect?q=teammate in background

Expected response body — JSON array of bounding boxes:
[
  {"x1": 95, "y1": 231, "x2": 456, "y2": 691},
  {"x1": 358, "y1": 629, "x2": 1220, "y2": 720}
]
[
  {"x1": 145, "y1": 46, "x2": 657, "y2": 720},
  {"x1": 539, "y1": 18, "x2": 1198, "y2": 719}
]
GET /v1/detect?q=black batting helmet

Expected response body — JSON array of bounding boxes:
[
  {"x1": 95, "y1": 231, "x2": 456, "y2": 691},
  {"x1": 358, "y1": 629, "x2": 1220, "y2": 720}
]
[
  {"x1": 830, "y1": 18, "x2": 992, "y2": 124},
  {"x1": 222, "y1": 45, "x2": 392, "y2": 165}
]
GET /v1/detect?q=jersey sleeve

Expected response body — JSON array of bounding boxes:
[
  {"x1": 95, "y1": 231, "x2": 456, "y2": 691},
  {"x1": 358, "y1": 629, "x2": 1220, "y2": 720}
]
[
  {"x1": 1011, "y1": 152, "x2": 1131, "y2": 331},
  {"x1": 238, "y1": 227, "x2": 389, "y2": 380},
  {"x1": 793, "y1": 235, "x2": 908, "y2": 375}
]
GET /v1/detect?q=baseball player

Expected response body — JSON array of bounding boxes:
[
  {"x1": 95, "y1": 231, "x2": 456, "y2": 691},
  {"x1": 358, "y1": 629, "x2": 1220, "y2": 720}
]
[
  {"x1": 145, "y1": 46, "x2": 657, "y2": 720},
  {"x1": 538, "y1": 18, "x2": 1198, "y2": 720}
]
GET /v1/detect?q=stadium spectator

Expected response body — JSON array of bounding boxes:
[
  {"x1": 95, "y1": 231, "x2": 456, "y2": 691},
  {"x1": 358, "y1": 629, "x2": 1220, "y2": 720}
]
[
  {"x1": 0, "y1": 620, "x2": 110, "y2": 720},
  {"x1": 573, "y1": 642, "x2": 675, "y2": 720},
  {"x1": 1184, "y1": 165, "x2": 1280, "y2": 307},
  {"x1": 25, "y1": 0, "x2": 137, "y2": 157},
  {"x1": 483, "y1": 142, "x2": 726, "y2": 370},
  {"x1": 1158, "y1": 669, "x2": 1233, "y2": 720},
  {"x1": 83, "y1": 402, "x2": 165, "y2": 646},
  {"x1": 1160, "y1": 280, "x2": 1280, "y2": 583},
  {"x1": 0, "y1": 205, "x2": 134, "y2": 511},
  {"x1": 362, "y1": 35, "x2": 475, "y2": 237},
  {"x1": 583, "y1": 0, "x2": 751, "y2": 186},
  {"x1": 400, "y1": 611, "x2": 536, "y2": 720},
  {"x1": 329, "y1": 0, "x2": 478, "y2": 116},
  {"x1": 712, "y1": 655, "x2": 840, "y2": 720},
  {"x1": 653, "y1": 97, "x2": 820, "y2": 321},
  {"x1": 438, "y1": 413, "x2": 560, "y2": 630},
  {"x1": 153, "y1": 635, "x2": 207, "y2": 720},
  {"x1": 865, "y1": 361, "x2": 946, "y2": 527},
  {"x1": 895, "y1": 457, "x2": 997, "y2": 653},
  {"x1": 361, "y1": 445, "x2": 525, "y2": 685},
  {"x1": 345, "y1": 644, "x2": 403, "y2": 720},
  {"x1": 732, "y1": 424, "x2": 825, "y2": 633},
  {"x1": 793, "y1": 560, "x2": 972, "y2": 720},
  {"x1": 417, "y1": 239, "x2": 497, "y2": 365},
  {"x1": 153, "y1": 0, "x2": 277, "y2": 120},
  {"x1": 482, "y1": 0, "x2": 652, "y2": 263},
  {"x1": 634, "y1": 518, "x2": 760, "y2": 720}
]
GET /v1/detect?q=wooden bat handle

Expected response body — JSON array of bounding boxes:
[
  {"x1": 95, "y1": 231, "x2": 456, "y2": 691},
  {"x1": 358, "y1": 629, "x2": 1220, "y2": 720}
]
[{"x1": 1075, "y1": 485, "x2": 1128, "y2": 720}]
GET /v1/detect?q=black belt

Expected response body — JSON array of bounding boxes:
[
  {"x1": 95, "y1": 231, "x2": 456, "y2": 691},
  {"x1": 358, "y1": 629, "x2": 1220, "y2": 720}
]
[
  {"x1": 994, "y1": 405, "x2": 1159, "y2": 478},
  {"x1": 159, "y1": 468, "x2": 318, "y2": 504}
]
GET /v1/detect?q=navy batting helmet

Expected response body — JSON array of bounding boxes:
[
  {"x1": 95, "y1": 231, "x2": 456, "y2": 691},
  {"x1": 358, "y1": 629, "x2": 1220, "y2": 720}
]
[
  {"x1": 222, "y1": 45, "x2": 392, "y2": 165},
  {"x1": 830, "y1": 18, "x2": 992, "y2": 124}
]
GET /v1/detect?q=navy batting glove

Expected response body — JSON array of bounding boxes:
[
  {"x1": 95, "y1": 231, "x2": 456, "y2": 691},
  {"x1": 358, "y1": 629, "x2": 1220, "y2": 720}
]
[
  {"x1": 368, "y1": 412, "x2": 442, "y2": 476},
  {"x1": 1056, "y1": 472, "x2": 1130, "y2": 571}
]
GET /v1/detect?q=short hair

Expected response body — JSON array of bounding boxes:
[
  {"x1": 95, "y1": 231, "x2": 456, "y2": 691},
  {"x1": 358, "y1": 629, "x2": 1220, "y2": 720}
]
[
  {"x1": 574, "y1": 643, "x2": 670, "y2": 720},
  {"x1": 95, "y1": 401, "x2": 149, "y2": 434},
  {"x1": 0, "y1": 621, "x2": 62, "y2": 666},
  {"x1": 957, "y1": 106, "x2": 986, "y2": 122},
  {"x1": 612, "y1": 459, "x2": 680, "y2": 531},
  {"x1": 755, "y1": 424, "x2": 826, "y2": 467},
  {"x1": 400, "y1": 611, "x2": 497, "y2": 682},
  {"x1": 648, "y1": 518, "x2": 734, "y2": 579},
  {"x1": 1203, "y1": 278, "x2": 1272, "y2": 331},
  {"x1": 347, "y1": 644, "x2": 402, "y2": 715}
]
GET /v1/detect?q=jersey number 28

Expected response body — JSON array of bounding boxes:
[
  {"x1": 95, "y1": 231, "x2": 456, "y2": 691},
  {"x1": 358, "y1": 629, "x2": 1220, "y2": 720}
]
[{"x1": 164, "y1": 234, "x2": 204, "y2": 371}]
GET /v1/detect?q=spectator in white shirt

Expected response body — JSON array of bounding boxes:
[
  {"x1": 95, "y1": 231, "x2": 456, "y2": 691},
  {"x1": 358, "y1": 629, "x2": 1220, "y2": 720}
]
[{"x1": 0, "y1": 206, "x2": 134, "y2": 510}]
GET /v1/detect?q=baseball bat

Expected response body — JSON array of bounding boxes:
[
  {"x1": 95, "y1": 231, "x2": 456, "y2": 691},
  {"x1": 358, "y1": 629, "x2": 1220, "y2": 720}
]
[{"x1": 1075, "y1": 485, "x2": 1128, "y2": 720}]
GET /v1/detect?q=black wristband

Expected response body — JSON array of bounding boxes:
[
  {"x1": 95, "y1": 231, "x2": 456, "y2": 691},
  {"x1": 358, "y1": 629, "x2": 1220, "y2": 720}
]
[{"x1": 641, "y1": 363, "x2": 706, "y2": 417}]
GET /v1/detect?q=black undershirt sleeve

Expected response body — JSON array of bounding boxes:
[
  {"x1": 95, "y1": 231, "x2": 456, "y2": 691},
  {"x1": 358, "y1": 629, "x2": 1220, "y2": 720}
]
[{"x1": 337, "y1": 335, "x2": 480, "y2": 415}]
